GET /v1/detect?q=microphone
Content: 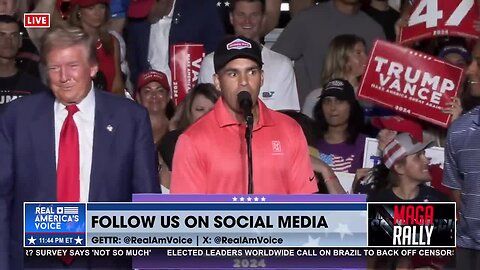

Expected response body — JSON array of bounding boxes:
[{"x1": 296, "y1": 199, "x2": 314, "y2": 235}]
[
  {"x1": 237, "y1": 91, "x2": 253, "y2": 121},
  {"x1": 237, "y1": 91, "x2": 254, "y2": 194}
]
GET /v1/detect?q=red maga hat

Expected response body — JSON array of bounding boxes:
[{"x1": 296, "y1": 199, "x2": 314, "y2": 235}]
[
  {"x1": 371, "y1": 115, "x2": 424, "y2": 143},
  {"x1": 136, "y1": 70, "x2": 170, "y2": 93}
]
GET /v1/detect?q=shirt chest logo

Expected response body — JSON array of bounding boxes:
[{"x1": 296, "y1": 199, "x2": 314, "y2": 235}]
[
  {"x1": 272, "y1": 141, "x2": 283, "y2": 155},
  {"x1": 262, "y1": 91, "x2": 275, "y2": 98}
]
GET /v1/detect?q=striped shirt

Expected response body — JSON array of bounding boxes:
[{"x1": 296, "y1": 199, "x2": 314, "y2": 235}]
[{"x1": 443, "y1": 106, "x2": 480, "y2": 250}]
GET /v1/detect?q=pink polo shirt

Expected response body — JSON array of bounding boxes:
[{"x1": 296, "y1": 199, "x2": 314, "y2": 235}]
[{"x1": 170, "y1": 98, "x2": 318, "y2": 194}]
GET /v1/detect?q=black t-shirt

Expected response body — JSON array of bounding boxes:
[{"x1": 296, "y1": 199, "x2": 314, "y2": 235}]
[
  {"x1": 158, "y1": 129, "x2": 183, "y2": 171},
  {"x1": 17, "y1": 25, "x2": 41, "y2": 77},
  {"x1": 0, "y1": 71, "x2": 49, "y2": 106},
  {"x1": 362, "y1": 6, "x2": 399, "y2": 42},
  {"x1": 368, "y1": 185, "x2": 451, "y2": 202}
]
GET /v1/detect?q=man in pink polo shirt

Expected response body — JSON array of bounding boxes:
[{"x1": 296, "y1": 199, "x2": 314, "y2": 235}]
[
  {"x1": 170, "y1": 37, "x2": 317, "y2": 194},
  {"x1": 170, "y1": 36, "x2": 317, "y2": 194}
]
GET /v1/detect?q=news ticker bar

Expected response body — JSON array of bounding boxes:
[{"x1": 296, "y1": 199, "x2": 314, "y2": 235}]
[
  {"x1": 23, "y1": 248, "x2": 456, "y2": 269},
  {"x1": 23, "y1": 195, "x2": 456, "y2": 249}
]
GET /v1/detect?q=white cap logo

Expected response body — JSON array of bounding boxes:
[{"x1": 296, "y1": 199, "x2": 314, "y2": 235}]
[{"x1": 226, "y1": 38, "x2": 252, "y2": 50}]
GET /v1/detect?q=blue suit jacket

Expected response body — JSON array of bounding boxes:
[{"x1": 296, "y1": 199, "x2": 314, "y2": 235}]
[
  {"x1": 0, "y1": 90, "x2": 160, "y2": 269},
  {"x1": 169, "y1": 0, "x2": 226, "y2": 54}
]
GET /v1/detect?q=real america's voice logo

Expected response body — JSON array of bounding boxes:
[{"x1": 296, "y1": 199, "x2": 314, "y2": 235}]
[
  {"x1": 23, "y1": 13, "x2": 50, "y2": 28},
  {"x1": 24, "y1": 203, "x2": 86, "y2": 247}
]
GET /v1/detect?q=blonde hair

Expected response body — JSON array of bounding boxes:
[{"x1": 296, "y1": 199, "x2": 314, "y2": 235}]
[
  {"x1": 320, "y1": 34, "x2": 366, "y2": 86},
  {"x1": 40, "y1": 25, "x2": 96, "y2": 64},
  {"x1": 68, "y1": 3, "x2": 113, "y2": 55}
]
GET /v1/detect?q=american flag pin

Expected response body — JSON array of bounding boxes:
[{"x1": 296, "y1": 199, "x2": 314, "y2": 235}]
[{"x1": 106, "y1": 125, "x2": 113, "y2": 132}]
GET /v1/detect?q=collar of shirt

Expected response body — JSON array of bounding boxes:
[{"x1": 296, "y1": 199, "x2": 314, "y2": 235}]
[
  {"x1": 54, "y1": 83, "x2": 96, "y2": 118},
  {"x1": 214, "y1": 97, "x2": 275, "y2": 130}
]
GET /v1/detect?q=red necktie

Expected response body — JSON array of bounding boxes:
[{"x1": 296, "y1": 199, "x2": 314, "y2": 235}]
[
  {"x1": 57, "y1": 105, "x2": 80, "y2": 266},
  {"x1": 57, "y1": 104, "x2": 80, "y2": 202}
]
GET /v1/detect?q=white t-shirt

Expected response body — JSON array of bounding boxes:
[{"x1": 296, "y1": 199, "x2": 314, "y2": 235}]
[
  {"x1": 148, "y1": 0, "x2": 177, "y2": 88},
  {"x1": 198, "y1": 46, "x2": 300, "y2": 111}
]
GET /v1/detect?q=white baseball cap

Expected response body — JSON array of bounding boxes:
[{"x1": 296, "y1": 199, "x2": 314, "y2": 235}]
[{"x1": 382, "y1": 133, "x2": 433, "y2": 169}]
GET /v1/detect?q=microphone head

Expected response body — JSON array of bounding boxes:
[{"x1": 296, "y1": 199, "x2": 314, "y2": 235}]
[{"x1": 237, "y1": 91, "x2": 253, "y2": 109}]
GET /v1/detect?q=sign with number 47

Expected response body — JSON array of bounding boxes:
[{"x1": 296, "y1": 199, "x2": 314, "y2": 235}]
[{"x1": 399, "y1": 0, "x2": 479, "y2": 44}]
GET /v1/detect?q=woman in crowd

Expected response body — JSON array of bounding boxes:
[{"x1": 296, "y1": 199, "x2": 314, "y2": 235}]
[
  {"x1": 302, "y1": 34, "x2": 368, "y2": 118},
  {"x1": 136, "y1": 70, "x2": 175, "y2": 147},
  {"x1": 176, "y1": 83, "x2": 220, "y2": 131},
  {"x1": 157, "y1": 83, "x2": 220, "y2": 193},
  {"x1": 68, "y1": 0, "x2": 124, "y2": 94},
  {"x1": 313, "y1": 79, "x2": 367, "y2": 176},
  {"x1": 436, "y1": 39, "x2": 471, "y2": 123},
  {"x1": 136, "y1": 70, "x2": 175, "y2": 193},
  {"x1": 416, "y1": 39, "x2": 472, "y2": 147}
]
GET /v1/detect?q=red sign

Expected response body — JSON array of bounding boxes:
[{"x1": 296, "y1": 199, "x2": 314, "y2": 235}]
[
  {"x1": 170, "y1": 44, "x2": 205, "y2": 105},
  {"x1": 398, "y1": 0, "x2": 479, "y2": 44},
  {"x1": 23, "y1": 13, "x2": 50, "y2": 28},
  {"x1": 358, "y1": 40, "x2": 463, "y2": 128}
]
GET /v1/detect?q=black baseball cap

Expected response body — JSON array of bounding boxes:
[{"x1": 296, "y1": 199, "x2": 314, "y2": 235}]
[
  {"x1": 319, "y1": 79, "x2": 356, "y2": 101},
  {"x1": 214, "y1": 36, "x2": 263, "y2": 73}
]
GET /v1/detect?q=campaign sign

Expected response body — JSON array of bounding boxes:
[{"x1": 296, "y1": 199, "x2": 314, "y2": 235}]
[
  {"x1": 24, "y1": 203, "x2": 86, "y2": 247},
  {"x1": 358, "y1": 40, "x2": 463, "y2": 127},
  {"x1": 170, "y1": 44, "x2": 205, "y2": 105},
  {"x1": 368, "y1": 203, "x2": 455, "y2": 247},
  {"x1": 398, "y1": 0, "x2": 479, "y2": 44}
]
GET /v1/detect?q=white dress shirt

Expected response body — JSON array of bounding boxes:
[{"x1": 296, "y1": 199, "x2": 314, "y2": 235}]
[{"x1": 54, "y1": 85, "x2": 95, "y2": 202}]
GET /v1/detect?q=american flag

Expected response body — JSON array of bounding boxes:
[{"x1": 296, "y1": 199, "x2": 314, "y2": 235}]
[
  {"x1": 320, "y1": 153, "x2": 354, "y2": 172},
  {"x1": 57, "y1": 206, "x2": 78, "y2": 215}
]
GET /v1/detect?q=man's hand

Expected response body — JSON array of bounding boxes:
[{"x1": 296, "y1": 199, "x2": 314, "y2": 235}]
[
  {"x1": 377, "y1": 129, "x2": 397, "y2": 151},
  {"x1": 442, "y1": 96, "x2": 463, "y2": 122},
  {"x1": 395, "y1": 16, "x2": 409, "y2": 40},
  {"x1": 351, "y1": 168, "x2": 371, "y2": 193}
]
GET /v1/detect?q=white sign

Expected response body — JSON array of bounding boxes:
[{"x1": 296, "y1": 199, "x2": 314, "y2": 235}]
[
  {"x1": 334, "y1": 172, "x2": 356, "y2": 194},
  {"x1": 362, "y1": 138, "x2": 444, "y2": 168}
]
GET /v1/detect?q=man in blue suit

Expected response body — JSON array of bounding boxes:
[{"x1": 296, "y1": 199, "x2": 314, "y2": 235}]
[
  {"x1": 0, "y1": 25, "x2": 160, "y2": 269},
  {"x1": 129, "y1": 0, "x2": 226, "y2": 86}
]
